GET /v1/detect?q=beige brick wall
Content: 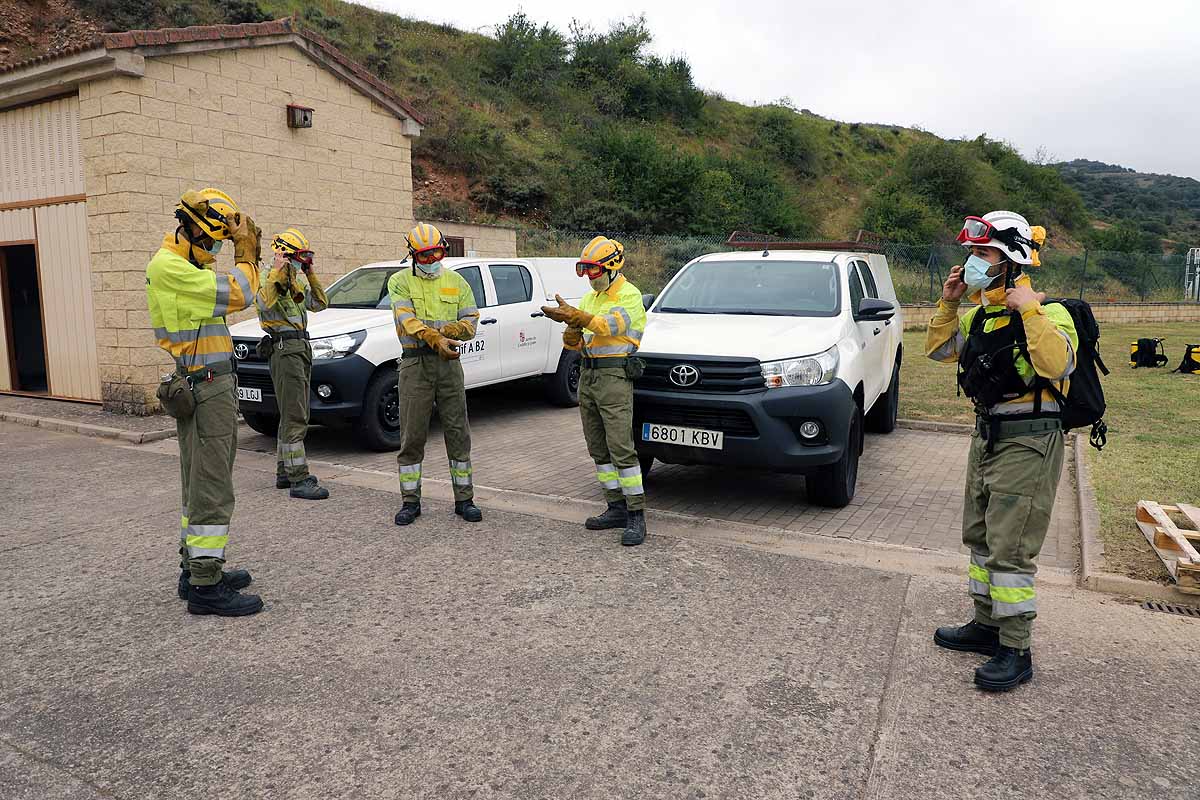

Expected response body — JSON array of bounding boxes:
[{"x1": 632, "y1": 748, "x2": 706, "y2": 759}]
[
  {"x1": 80, "y1": 44, "x2": 417, "y2": 413},
  {"x1": 431, "y1": 220, "x2": 517, "y2": 258}
]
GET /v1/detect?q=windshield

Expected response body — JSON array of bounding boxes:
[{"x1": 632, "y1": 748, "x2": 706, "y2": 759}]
[
  {"x1": 327, "y1": 268, "x2": 400, "y2": 309},
  {"x1": 656, "y1": 260, "x2": 841, "y2": 316}
]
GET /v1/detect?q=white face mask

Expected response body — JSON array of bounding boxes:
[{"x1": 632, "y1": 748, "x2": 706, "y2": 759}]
[{"x1": 589, "y1": 273, "x2": 612, "y2": 292}]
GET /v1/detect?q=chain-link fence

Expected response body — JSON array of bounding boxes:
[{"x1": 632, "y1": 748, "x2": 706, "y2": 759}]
[{"x1": 517, "y1": 227, "x2": 1197, "y2": 304}]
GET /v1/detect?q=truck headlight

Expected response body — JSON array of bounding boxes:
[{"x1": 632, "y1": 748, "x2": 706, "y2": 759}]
[
  {"x1": 311, "y1": 330, "x2": 367, "y2": 361},
  {"x1": 761, "y1": 345, "x2": 839, "y2": 388}
]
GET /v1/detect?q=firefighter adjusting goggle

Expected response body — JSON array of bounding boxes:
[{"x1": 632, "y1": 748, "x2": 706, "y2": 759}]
[
  {"x1": 956, "y1": 216, "x2": 1039, "y2": 258},
  {"x1": 273, "y1": 238, "x2": 314, "y2": 267},
  {"x1": 576, "y1": 249, "x2": 622, "y2": 278}
]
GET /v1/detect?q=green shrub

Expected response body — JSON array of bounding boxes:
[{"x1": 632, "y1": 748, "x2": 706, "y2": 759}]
[{"x1": 484, "y1": 12, "x2": 567, "y2": 99}]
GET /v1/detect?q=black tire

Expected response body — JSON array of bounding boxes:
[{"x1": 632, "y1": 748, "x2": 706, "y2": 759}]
[
  {"x1": 865, "y1": 360, "x2": 900, "y2": 434},
  {"x1": 638, "y1": 453, "x2": 654, "y2": 478},
  {"x1": 543, "y1": 349, "x2": 581, "y2": 407},
  {"x1": 354, "y1": 370, "x2": 403, "y2": 451},
  {"x1": 807, "y1": 407, "x2": 862, "y2": 508},
  {"x1": 242, "y1": 411, "x2": 279, "y2": 437}
]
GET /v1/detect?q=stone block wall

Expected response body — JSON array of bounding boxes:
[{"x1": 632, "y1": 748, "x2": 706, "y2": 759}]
[{"x1": 79, "y1": 43, "x2": 417, "y2": 413}]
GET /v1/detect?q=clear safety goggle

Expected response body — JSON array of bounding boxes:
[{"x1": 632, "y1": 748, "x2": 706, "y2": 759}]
[{"x1": 956, "y1": 216, "x2": 996, "y2": 244}]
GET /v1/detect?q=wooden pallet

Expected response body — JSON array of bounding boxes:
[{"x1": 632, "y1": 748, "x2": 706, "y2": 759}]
[{"x1": 1135, "y1": 501, "x2": 1200, "y2": 594}]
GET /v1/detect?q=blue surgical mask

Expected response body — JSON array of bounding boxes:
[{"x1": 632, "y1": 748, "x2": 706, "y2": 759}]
[
  {"x1": 205, "y1": 239, "x2": 223, "y2": 255},
  {"x1": 415, "y1": 261, "x2": 442, "y2": 277},
  {"x1": 963, "y1": 254, "x2": 1003, "y2": 290}
]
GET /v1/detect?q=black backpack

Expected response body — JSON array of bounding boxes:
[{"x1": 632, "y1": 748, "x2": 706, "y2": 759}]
[
  {"x1": 1130, "y1": 337, "x2": 1168, "y2": 368},
  {"x1": 1173, "y1": 344, "x2": 1200, "y2": 374},
  {"x1": 1041, "y1": 299, "x2": 1109, "y2": 450}
]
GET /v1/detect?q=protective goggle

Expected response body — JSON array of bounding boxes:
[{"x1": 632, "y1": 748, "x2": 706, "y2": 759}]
[
  {"x1": 413, "y1": 247, "x2": 445, "y2": 266},
  {"x1": 575, "y1": 260, "x2": 609, "y2": 278},
  {"x1": 289, "y1": 249, "x2": 314, "y2": 267},
  {"x1": 956, "y1": 216, "x2": 1039, "y2": 258}
]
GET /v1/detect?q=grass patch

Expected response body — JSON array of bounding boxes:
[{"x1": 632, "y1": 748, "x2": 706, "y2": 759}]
[{"x1": 898, "y1": 321, "x2": 1200, "y2": 582}]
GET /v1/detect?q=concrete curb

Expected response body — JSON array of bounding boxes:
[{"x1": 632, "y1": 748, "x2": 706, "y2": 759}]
[
  {"x1": 1072, "y1": 428, "x2": 1200, "y2": 606},
  {"x1": 896, "y1": 419, "x2": 974, "y2": 435},
  {"x1": 0, "y1": 410, "x2": 175, "y2": 445}
]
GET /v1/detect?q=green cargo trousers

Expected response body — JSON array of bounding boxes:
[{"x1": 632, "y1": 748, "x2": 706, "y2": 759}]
[
  {"x1": 962, "y1": 429, "x2": 1064, "y2": 650},
  {"x1": 269, "y1": 339, "x2": 313, "y2": 483},
  {"x1": 578, "y1": 365, "x2": 645, "y2": 511},
  {"x1": 395, "y1": 355, "x2": 473, "y2": 504},
  {"x1": 176, "y1": 373, "x2": 238, "y2": 586}
]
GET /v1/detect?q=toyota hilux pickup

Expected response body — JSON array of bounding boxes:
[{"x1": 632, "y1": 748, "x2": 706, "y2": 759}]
[
  {"x1": 229, "y1": 257, "x2": 589, "y2": 450},
  {"x1": 633, "y1": 247, "x2": 903, "y2": 507}
]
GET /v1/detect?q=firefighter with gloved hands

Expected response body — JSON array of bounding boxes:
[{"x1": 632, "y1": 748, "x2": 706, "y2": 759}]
[
  {"x1": 542, "y1": 236, "x2": 648, "y2": 546},
  {"x1": 388, "y1": 223, "x2": 483, "y2": 526},
  {"x1": 926, "y1": 210, "x2": 1077, "y2": 691},
  {"x1": 146, "y1": 188, "x2": 264, "y2": 616},
  {"x1": 255, "y1": 228, "x2": 329, "y2": 500}
]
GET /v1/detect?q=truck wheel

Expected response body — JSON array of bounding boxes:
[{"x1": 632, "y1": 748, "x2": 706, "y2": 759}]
[
  {"x1": 242, "y1": 411, "x2": 279, "y2": 437},
  {"x1": 543, "y1": 349, "x2": 581, "y2": 407},
  {"x1": 354, "y1": 370, "x2": 403, "y2": 451},
  {"x1": 865, "y1": 360, "x2": 900, "y2": 434},
  {"x1": 807, "y1": 407, "x2": 861, "y2": 508}
]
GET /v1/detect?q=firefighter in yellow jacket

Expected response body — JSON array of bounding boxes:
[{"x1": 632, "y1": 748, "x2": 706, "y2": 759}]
[
  {"x1": 256, "y1": 228, "x2": 329, "y2": 500},
  {"x1": 926, "y1": 210, "x2": 1077, "y2": 691},
  {"x1": 388, "y1": 222, "x2": 483, "y2": 526},
  {"x1": 146, "y1": 188, "x2": 264, "y2": 616},
  {"x1": 542, "y1": 236, "x2": 648, "y2": 546}
]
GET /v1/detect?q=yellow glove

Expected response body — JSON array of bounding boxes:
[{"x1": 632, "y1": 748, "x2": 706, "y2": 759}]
[
  {"x1": 232, "y1": 216, "x2": 261, "y2": 265},
  {"x1": 418, "y1": 328, "x2": 460, "y2": 361},
  {"x1": 563, "y1": 326, "x2": 583, "y2": 347},
  {"x1": 439, "y1": 320, "x2": 474, "y2": 340},
  {"x1": 540, "y1": 294, "x2": 592, "y2": 328}
]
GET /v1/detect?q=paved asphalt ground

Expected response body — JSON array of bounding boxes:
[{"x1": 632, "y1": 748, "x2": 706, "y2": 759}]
[{"x1": 1, "y1": 421, "x2": 1197, "y2": 800}]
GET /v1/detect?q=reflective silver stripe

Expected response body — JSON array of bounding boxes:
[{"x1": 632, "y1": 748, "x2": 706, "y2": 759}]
[
  {"x1": 231, "y1": 268, "x2": 253, "y2": 306},
  {"x1": 175, "y1": 350, "x2": 232, "y2": 370},
  {"x1": 989, "y1": 572, "x2": 1037, "y2": 616},
  {"x1": 281, "y1": 443, "x2": 306, "y2": 467},
  {"x1": 626, "y1": 328, "x2": 644, "y2": 343},
  {"x1": 395, "y1": 310, "x2": 417, "y2": 323},
  {"x1": 155, "y1": 326, "x2": 170, "y2": 340},
  {"x1": 393, "y1": 300, "x2": 416, "y2": 311},
  {"x1": 399, "y1": 336, "x2": 421, "y2": 347},
  {"x1": 457, "y1": 306, "x2": 478, "y2": 319},
  {"x1": 990, "y1": 572, "x2": 1035, "y2": 588},
  {"x1": 1051, "y1": 330, "x2": 1076, "y2": 380},
  {"x1": 991, "y1": 598, "x2": 1037, "y2": 616},
  {"x1": 969, "y1": 579, "x2": 991, "y2": 596},
  {"x1": 595, "y1": 462, "x2": 620, "y2": 489},
  {"x1": 617, "y1": 465, "x2": 644, "y2": 495},
  {"x1": 928, "y1": 331, "x2": 965, "y2": 362},
  {"x1": 189, "y1": 524, "x2": 229, "y2": 536},
  {"x1": 607, "y1": 306, "x2": 632, "y2": 331},
  {"x1": 398, "y1": 463, "x2": 422, "y2": 491},
  {"x1": 187, "y1": 546, "x2": 226, "y2": 559},
  {"x1": 213, "y1": 279, "x2": 232, "y2": 316},
  {"x1": 167, "y1": 324, "x2": 229, "y2": 344},
  {"x1": 586, "y1": 343, "x2": 637, "y2": 356},
  {"x1": 449, "y1": 458, "x2": 473, "y2": 487}
]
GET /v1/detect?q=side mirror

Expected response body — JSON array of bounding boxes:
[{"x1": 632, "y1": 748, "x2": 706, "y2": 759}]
[
  {"x1": 855, "y1": 298, "x2": 895, "y2": 321},
  {"x1": 642, "y1": 293, "x2": 656, "y2": 309}
]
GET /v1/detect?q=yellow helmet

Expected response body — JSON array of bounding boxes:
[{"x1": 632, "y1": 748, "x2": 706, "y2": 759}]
[
  {"x1": 406, "y1": 222, "x2": 446, "y2": 255},
  {"x1": 272, "y1": 227, "x2": 313, "y2": 267},
  {"x1": 175, "y1": 188, "x2": 241, "y2": 241},
  {"x1": 577, "y1": 235, "x2": 625, "y2": 275}
]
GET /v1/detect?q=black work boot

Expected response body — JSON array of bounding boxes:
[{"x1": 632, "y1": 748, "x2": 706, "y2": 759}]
[
  {"x1": 289, "y1": 475, "x2": 330, "y2": 500},
  {"x1": 394, "y1": 502, "x2": 421, "y2": 526},
  {"x1": 177, "y1": 568, "x2": 252, "y2": 600},
  {"x1": 187, "y1": 581, "x2": 264, "y2": 616},
  {"x1": 933, "y1": 620, "x2": 1000, "y2": 656},
  {"x1": 974, "y1": 645, "x2": 1034, "y2": 692},
  {"x1": 455, "y1": 500, "x2": 483, "y2": 522},
  {"x1": 621, "y1": 509, "x2": 646, "y2": 546},
  {"x1": 276, "y1": 463, "x2": 289, "y2": 489},
  {"x1": 586, "y1": 501, "x2": 628, "y2": 530}
]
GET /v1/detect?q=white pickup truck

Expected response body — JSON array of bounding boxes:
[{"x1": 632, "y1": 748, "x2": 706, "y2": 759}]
[
  {"x1": 632, "y1": 247, "x2": 903, "y2": 507},
  {"x1": 229, "y1": 257, "x2": 589, "y2": 450}
]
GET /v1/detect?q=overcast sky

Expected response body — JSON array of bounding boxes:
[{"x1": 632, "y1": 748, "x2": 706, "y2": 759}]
[{"x1": 368, "y1": 0, "x2": 1200, "y2": 180}]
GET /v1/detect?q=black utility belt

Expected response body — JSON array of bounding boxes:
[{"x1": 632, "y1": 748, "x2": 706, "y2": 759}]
[
  {"x1": 177, "y1": 360, "x2": 235, "y2": 382},
  {"x1": 976, "y1": 414, "x2": 1061, "y2": 442},
  {"x1": 269, "y1": 330, "x2": 309, "y2": 342},
  {"x1": 581, "y1": 357, "x2": 627, "y2": 369}
]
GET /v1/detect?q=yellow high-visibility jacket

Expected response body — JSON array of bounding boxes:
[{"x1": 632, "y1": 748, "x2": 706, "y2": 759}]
[
  {"x1": 564, "y1": 274, "x2": 647, "y2": 358},
  {"x1": 146, "y1": 234, "x2": 259, "y2": 373},
  {"x1": 255, "y1": 264, "x2": 328, "y2": 334},
  {"x1": 925, "y1": 276, "x2": 1079, "y2": 414},
  {"x1": 387, "y1": 267, "x2": 479, "y2": 353}
]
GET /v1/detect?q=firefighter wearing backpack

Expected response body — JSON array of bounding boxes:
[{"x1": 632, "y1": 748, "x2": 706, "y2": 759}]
[{"x1": 925, "y1": 211, "x2": 1077, "y2": 692}]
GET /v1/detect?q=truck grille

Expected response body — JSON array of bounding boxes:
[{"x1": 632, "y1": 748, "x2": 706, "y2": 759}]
[
  {"x1": 635, "y1": 354, "x2": 765, "y2": 394},
  {"x1": 236, "y1": 372, "x2": 275, "y2": 395},
  {"x1": 636, "y1": 405, "x2": 758, "y2": 437}
]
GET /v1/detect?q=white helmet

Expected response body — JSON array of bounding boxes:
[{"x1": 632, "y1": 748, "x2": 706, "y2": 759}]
[{"x1": 957, "y1": 210, "x2": 1041, "y2": 266}]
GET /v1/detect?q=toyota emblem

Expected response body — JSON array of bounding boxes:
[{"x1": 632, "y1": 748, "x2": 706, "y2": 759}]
[
  {"x1": 669, "y1": 364, "x2": 700, "y2": 387},
  {"x1": 234, "y1": 343, "x2": 250, "y2": 361}
]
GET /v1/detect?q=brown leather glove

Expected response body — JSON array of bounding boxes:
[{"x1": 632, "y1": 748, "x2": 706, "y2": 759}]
[
  {"x1": 540, "y1": 294, "x2": 593, "y2": 328},
  {"x1": 439, "y1": 320, "x2": 475, "y2": 340},
  {"x1": 419, "y1": 328, "x2": 461, "y2": 360},
  {"x1": 563, "y1": 326, "x2": 583, "y2": 348},
  {"x1": 232, "y1": 216, "x2": 262, "y2": 265}
]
